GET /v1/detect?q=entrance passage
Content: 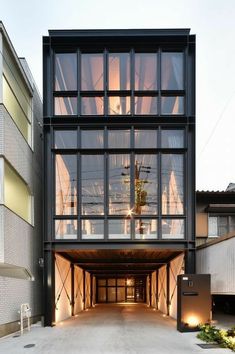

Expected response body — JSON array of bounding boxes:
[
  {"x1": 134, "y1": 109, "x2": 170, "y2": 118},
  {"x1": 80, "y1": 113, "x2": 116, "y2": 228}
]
[
  {"x1": 97, "y1": 277, "x2": 145, "y2": 303},
  {"x1": 53, "y1": 249, "x2": 185, "y2": 325}
]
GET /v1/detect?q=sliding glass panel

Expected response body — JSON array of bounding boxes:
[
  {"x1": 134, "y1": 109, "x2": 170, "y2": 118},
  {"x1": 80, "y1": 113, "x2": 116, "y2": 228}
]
[
  {"x1": 162, "y1": 219, "x2": 184, "y2": 239},
  {"x1": 109, "y1": 53, "x2": 130, "y2": 90},
  {"x1": 81, "y1": 54, "x2": 103, "y2": 91},
  {"x1": 117, "y1": 287, "x2": 125, "y2": 302},
  {"x1": 108, "y1": 96, "x2": 130, "y2": 115},
  {"x1": 54, "y1": 97, "x2": 77, "y2": 115},
  {"x1": 81, "y1": 97, "x2": 104, "y2": 115},
  {"x1": 55, "y1": 155, "x2": 77, "y2": 215},
  {"x1": 81, "y1": 219, "x2": 104, "y2": 239},
  {"x1": 135, "y1": 54, "x2": 157, "y2": 90},
  {"x1": 81, "y1": 130, "x2": 104, "y2": 149},
  {"x1": 161, "y1": 154, "x2": 184, "y2": 215},
  {"x1": 98, "y1": 287, "x2": 106, "y2": 302},
  {"x1": 135, "y1": 130, "x2": 157, "y2": 148},
  {"x1": 108, "y1": 287, "x2": 116, "y2": 302},
  {"x1": 161, "y1": 52, "x2": 183, "y2": 90},
  {"x1": 55, "y1": 53, "x2": 77, "y2": 91},
  {"x1": 108, "y1": 130, "x2": 130, "y2": 148},
  {"x1": 117, "y1": 279, "x2": 125, "y2": 286},
  {"x1": 161, "y1": 130, "x2": 184, "y2": 148},
  {"x1": 135, "y1": 219, "x2": 158, "y2": 239},
  {"x1": 135, "y1": 96, "x2": 157, "y2": 115},
  {"x1": 55, "y1": 219, "x2": 77, "y2": 239},
  {"x1": 134, "y1": 154, "x2": 158, "y2": 215},
  {"x1": 108, "y1": 219, "x2": 131, "y2": 239},
  {"x1": 98, "y1": 279, "x2": 106, "y2": 286},
  {"x1": 109, "y1": 154, "x2": 130, "y2": 215},
  {"x1": 108, "y1": 279, "x2": 116, "y2": 286},
  {"x1": 161, "y1": 96, "x2": 184, "y2": 115},
  {"x1": 54, "y1": 130, "x2": 77, "y2": 149},
  {"x1": 81, "y1": 155, "x2": 104, "y2": 215}
]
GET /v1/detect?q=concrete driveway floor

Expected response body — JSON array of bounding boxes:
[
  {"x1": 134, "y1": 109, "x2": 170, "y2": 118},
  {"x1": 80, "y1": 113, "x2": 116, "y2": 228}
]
[{"x1": 0, "y1": 304, "x2": 229, "y2": 354}]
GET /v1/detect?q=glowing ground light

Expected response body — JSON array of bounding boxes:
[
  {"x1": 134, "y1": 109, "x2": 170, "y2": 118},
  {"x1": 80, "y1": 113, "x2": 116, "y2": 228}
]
[{"x1": 185, "y1": 315, "x2": 200, "y2": 327}]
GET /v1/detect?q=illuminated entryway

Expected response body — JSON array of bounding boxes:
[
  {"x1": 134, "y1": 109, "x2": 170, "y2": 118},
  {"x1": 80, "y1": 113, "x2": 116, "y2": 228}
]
[{"x1": 53, "y1": 249, "x2": 185, "y2": 324}]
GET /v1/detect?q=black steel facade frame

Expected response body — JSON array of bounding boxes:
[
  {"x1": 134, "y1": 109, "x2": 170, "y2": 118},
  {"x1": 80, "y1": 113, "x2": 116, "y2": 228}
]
[{"x1": 43, "y1": 29, "x2": 196, "y2": 326}]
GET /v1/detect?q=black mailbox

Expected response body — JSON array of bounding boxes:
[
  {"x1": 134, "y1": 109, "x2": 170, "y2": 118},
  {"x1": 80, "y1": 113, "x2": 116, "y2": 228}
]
[{"x1": 177, "y1": 274, "x2": 211, "y2": 332}]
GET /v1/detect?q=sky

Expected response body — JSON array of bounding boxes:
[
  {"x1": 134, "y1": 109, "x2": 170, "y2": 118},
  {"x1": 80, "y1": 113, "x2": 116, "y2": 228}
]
[{"x1": 1, "y1": 0, "x2": 235, "y2": 191}]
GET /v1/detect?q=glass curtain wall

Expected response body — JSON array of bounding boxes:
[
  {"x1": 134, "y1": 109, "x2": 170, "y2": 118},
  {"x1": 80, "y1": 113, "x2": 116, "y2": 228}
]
[
  {"x1": 54, "y1": 129, "x2": 185, "y2": 240},
  {"x1": 53, "y1": 51, "x2": 185, "y2": 116}
]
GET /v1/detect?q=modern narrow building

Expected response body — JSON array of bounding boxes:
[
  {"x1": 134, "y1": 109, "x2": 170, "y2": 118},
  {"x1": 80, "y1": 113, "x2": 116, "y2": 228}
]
[
  {"x1": 43, "y1": 28, "x2": 196, "y2": 325},
  {"x1": 0, "y1": 22, "x2": 43, "y2": 336}
]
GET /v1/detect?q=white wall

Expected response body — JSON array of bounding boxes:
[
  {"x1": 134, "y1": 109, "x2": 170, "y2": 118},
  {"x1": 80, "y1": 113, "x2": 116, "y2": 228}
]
[
  {"x1": 197, "y1": 237, "x2": 235, "y2": 294},
  {"x1": 169, "y1": 254, "x2": 184, "y2": 319},
  {"x1": 55, "y1": 254, "x2": 71, "y2": 322},
  {"x1": 74, "y1": 265, "x2": 84, "y2": 314}
]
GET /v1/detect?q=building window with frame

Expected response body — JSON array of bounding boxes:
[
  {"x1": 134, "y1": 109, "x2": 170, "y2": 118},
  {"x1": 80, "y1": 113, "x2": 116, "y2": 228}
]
[{"x1": 208, "y1": 215, "x2": 235, "y2": 237}]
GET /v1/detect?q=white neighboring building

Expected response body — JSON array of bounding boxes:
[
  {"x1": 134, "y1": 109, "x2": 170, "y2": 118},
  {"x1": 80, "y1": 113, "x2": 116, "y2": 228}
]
[{"x1": 0, "y1": 22, "x2": 43, "y2": 337}]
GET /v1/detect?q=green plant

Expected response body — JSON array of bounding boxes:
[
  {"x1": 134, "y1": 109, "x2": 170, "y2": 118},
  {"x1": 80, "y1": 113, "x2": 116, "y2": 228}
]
[
  {"x1": 197, "y1": 324, "x2": 235, "y2": 352},
  {"x1": 197, "y1": 324, "x2": 220, "y2": 343}
]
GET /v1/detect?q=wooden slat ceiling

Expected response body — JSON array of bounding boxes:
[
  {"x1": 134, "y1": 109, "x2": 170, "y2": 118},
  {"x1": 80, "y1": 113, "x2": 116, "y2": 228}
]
[{"x1": 58, "y1": 249, "x2": 183, "y2": 275}]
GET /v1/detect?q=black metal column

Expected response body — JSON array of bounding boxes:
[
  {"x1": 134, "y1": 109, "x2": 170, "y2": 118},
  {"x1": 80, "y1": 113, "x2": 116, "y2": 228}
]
[
  {"x1": 184, "y1": 249, "x2": 196, "y2": 274},
  {"x1": 44, "y1": 250, "x2": 55, "y2": 326}
]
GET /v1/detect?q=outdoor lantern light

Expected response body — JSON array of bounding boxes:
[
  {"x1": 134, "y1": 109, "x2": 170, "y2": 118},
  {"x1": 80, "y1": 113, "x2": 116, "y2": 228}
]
[{"x1": 185, "y1": 315, "x2": 201, "y2": 328}]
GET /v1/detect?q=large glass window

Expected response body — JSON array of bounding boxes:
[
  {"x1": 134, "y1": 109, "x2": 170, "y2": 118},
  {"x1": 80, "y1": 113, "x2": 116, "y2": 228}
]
[
  {"x1": 54, "y1": 97, "x2": 77, "y2": 115},
  {"x1": 108, "y1": 96, "x2": 131, "y2": 115},
  {"x1": 161, "y1": 130, "x2": 184, "y2": 148},
  {"x1": 161, "y1": 96, "x2": 184, "y2": 115},
  {"x1": 3, "y1": 76, "x2": 32, "y2": 145},
  {"x1": 81, "y1": 155, "x2": 104, "y2": 215},
  {"x1": 52, "y1": 50, "x2": 186, "y2": 117},
  {"x1": 54, "y1": 130, "x2": 77, "y2": 149},
  {"x1": 134, "y1": 155, "x2": 158, "y2": 215},
  {"x1": 135, "y1": 130, "x2": 157, "y2": 148},
  {"x1": 161, "y1": 154, "x2": 184, "y2": 215},
  {"x1": 162, "y1": 219, "x2": 184, "y2": 239},
  {"x1": 135, "y1": 96, "x2": 157, "y2": 115},
  {"x1": 108, "y1": 219, "x2": 131, "y2": 239},
  {"x1": 109, "y1": 154, "x2": 130, "y2": 215},
  {"x1": 108, "y1": 130, "x2": 130, "y2": 148},
  {"x1": 55, "y1": 53, "x2": 77, "y2": 91},
  {"x1": 81, "y1": 219, "x2": 104, "y2": 239},
  {"x1": 55, "y1": 155, "x2": 77, "y2": 215},
  {"x1": 81, "y1": 96, "x2": 104, "y2": 115},
  {"x1": 81, "y1": 130, "x2": 104, "y2": 149},
  {"x1": 108, "y1": 53, "x2": 130, "y2": 90},
  {"x1": 161, "y1": 52, "x2": 184, "y2": 90},
  {"x1": 135, "y1": 53, "x2": 157, "y2": 90},
  {"x1": 4, "y1": 160, "x2": 32, "y2": 224},
  {"x1": 81, "y1": 54, "x2": 103, "y2": 91},
  {"x1": 55, "y1": 219, "x2": 77, "y2": 239},
  {"x1": 135, "y1": 219, "x2": 158, "y2": 239}
]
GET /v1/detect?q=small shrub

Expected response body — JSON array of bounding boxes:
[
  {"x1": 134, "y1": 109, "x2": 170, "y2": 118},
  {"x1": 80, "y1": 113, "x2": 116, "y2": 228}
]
[
  {"x1": 197, "y1": 324, "x2": 220, "y2": 343},
  {"x1": 197, "y1": 324, "x2": 235, "y2": 352}
]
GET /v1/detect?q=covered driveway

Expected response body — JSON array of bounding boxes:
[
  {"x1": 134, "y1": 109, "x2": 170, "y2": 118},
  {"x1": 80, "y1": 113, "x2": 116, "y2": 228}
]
[{"x1": 0, "y1": 304, "x2": 228, "y2": 354}]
